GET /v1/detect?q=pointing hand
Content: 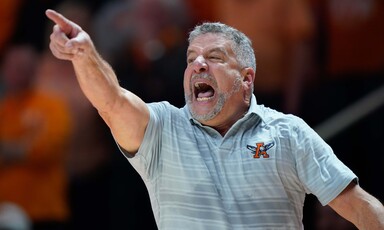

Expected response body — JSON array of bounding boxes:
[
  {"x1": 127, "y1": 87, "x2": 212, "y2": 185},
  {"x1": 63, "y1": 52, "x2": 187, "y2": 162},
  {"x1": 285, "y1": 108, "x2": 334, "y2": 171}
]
[{"x1": 46, "y1": 9, "x2": 93, "y2": 60}]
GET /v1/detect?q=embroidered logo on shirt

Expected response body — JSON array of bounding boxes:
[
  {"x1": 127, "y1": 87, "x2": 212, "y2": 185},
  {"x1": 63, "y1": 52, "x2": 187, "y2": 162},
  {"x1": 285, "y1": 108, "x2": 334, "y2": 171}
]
[{"x1": 247, "y1": 142, "x2": 275, "y2": 158}]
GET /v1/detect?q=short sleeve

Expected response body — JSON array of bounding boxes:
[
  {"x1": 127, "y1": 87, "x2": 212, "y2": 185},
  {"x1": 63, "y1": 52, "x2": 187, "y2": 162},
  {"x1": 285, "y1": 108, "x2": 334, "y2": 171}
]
[
  {"x1": 119, "y1": 102, "x2": 170, "y2": 182},
  {"x1": 291, "y1": 117, "x2": 358, "y2": 205}
]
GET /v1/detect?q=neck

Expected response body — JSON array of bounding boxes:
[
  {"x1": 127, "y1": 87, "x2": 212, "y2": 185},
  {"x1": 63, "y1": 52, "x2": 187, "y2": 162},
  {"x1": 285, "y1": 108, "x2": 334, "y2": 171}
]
[{"x1": 207, "y1": 107, "x2": 248, "y2": 136}]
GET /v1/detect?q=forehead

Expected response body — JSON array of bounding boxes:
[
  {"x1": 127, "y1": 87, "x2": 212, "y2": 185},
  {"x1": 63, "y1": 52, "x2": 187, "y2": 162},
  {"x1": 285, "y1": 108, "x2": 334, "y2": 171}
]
[{"x1": 187, "y1": 33, "x2": 233, "y2": 54}]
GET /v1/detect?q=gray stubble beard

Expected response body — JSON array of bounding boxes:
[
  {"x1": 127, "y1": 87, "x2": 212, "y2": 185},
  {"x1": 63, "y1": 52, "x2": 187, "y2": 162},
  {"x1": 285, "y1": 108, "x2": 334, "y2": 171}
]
[{"x1": 185, "y1": 76, "x2": 242, "y2": 122}]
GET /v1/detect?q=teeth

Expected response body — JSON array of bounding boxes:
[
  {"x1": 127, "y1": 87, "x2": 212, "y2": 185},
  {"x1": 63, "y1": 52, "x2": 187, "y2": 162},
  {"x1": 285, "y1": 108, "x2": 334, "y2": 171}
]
[
  {"x1": 197, "y1": 96, "x2": 213, "y2": 102},
  {"x1": 194, "y1": 81, "x2": 214, "y2": 102},
  {"x1": 194, "y1": 82, "x2": 201, "y2": 89}
]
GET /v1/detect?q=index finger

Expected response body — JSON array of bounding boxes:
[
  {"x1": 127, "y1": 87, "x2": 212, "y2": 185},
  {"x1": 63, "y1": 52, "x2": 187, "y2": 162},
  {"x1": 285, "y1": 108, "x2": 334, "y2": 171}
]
[{"x1": 45, "y1": 9, "x2": 73, "y2": 36}]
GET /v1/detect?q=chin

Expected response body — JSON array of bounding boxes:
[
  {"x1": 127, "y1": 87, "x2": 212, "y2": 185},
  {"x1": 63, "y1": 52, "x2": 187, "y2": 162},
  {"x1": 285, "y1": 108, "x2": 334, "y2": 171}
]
[
  {"x1": 186, "y1": 91, "x2": 226, "y2": 120},
  {"x1": 190, "y1": 104, "x2": 223, "y2": 123}
]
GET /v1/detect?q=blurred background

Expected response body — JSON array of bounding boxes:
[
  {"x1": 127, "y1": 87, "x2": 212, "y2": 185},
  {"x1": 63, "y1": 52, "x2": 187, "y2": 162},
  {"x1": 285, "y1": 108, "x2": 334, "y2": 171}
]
[{"x1": 0, "y1": 0, "x2": 383, "y2": 229}]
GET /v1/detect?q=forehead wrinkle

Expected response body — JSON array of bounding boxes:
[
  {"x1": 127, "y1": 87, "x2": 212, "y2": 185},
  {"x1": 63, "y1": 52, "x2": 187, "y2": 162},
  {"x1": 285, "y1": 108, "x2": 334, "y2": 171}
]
[
  {"x1": 188, "y1": 34, "x2": 233, "y2": 54},
  {"x1": 187, "y1": 45, "x2": 229, "y2": 58}
]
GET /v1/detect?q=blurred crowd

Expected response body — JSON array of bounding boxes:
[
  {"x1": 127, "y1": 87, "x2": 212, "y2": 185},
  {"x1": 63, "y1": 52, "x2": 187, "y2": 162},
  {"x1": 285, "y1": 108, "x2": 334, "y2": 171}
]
[{"x1": 0, "y1": 0, "x2": 383, "y2": 229}]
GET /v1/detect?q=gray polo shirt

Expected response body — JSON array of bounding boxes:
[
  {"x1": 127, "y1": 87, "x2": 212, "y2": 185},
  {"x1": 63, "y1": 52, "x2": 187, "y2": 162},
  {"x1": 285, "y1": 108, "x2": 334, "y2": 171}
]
[{"x1": 122, "y1": 95, "x2": 357, "y2": 229}]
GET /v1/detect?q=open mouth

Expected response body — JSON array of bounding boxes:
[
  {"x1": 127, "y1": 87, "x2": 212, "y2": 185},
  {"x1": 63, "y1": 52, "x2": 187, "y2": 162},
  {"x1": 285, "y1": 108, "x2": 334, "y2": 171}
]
[{"x1": 194, "y1": 82, "x2": 215, "y2": 102}]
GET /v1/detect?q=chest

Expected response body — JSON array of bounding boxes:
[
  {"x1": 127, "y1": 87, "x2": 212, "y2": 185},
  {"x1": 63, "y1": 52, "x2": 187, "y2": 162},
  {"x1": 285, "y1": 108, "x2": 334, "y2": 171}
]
[{"x1": 158, "y1": 125, "x2": 298, "y2": 202}]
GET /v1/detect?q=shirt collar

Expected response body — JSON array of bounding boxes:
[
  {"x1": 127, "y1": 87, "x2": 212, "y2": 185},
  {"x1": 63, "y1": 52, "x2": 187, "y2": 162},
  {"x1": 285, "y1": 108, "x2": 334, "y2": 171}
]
[{"x1": 244, "y1": 94, "x2": 265, "y2": 122}]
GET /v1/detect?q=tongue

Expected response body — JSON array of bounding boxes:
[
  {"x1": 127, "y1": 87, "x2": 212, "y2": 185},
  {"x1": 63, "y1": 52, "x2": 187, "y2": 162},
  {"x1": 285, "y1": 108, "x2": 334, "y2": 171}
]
[{"x1": 198, "y1": 90, "x2": 214, "y2": 98}]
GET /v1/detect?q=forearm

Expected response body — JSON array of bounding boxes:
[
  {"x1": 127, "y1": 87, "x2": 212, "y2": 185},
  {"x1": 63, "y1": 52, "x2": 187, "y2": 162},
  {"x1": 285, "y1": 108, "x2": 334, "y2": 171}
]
[
  {"x1": 71, "y1": 46, "x2": 149, "y2": 153},
  {"x1": 72, "y1": 47, "x2": 122, "y2": 113},
  {"x1": 354, "y1": 194, "x2": 384, "y2": 229},
  {"x1": 46, "y1": 9, "x2": 149, "y2": 153},
  {"x1": 330, "y1": 184, "x2": 384, "y2": 230}
]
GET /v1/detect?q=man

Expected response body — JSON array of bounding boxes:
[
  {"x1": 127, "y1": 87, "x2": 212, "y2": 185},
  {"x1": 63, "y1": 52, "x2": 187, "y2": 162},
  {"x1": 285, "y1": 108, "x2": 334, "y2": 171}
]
[
  {"x1": 0, "y1": 44, "x2": 72, "y2": 229},
  {"x1": 46, "y1": 9, "x2": 384, "y2": 229}
]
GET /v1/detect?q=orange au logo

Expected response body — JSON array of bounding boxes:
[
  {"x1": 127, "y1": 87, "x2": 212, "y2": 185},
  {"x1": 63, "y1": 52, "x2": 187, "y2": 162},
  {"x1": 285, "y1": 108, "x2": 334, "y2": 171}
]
[{"x1": 246, "y1": 142, "x2": 275, "y2": 158}]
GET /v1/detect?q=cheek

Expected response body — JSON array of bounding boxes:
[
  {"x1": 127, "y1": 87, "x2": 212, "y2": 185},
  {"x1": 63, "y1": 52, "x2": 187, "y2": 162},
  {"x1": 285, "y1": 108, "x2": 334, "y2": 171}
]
[
  {"x1": 183, "y1": 71, "x2": 191, "y2": 94},
  {"x1": 218, "y1": 73, "x2": 240, "y2": 91}
]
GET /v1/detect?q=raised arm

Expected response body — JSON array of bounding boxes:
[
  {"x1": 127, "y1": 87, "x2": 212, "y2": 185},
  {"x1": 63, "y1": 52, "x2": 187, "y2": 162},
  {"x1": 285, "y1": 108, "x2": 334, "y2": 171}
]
[
  {"x1": 328, "y1": 183, "x2": 384, "y2": 229},
  {"x1": 46, "y1": 9, "x2": 149, "y2": 154}
]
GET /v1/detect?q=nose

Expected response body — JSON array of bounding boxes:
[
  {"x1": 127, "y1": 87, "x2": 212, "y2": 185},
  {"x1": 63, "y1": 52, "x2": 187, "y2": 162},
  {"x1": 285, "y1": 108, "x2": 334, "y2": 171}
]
[{"x1": 192, "y1": 56, "x2": 208, "y2": 73}]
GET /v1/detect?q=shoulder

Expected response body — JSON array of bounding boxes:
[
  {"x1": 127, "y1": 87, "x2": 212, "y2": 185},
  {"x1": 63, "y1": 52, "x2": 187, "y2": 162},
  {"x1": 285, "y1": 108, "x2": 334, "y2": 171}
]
[
  {"x1": 256, "y1": 105, "x2": 326, "y2": 152},
  {"x1": 147, "y1": 101, "x2": 180, "y2": 115},
  {"x1": 147, "y1": 101, "x2": 189, "y2": 124},
  {"x1": 257, "y1": 104, "x2": 308, "y2": 134}
]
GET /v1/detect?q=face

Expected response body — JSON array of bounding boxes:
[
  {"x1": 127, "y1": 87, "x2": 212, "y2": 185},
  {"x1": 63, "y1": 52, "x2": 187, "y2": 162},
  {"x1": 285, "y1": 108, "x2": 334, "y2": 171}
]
[
  {"x1": 184, "y1": 33, "x2": 254, "y2": 130},
  {"x1": 2, "y1": 45, "x2": 38, "y2": 92}
]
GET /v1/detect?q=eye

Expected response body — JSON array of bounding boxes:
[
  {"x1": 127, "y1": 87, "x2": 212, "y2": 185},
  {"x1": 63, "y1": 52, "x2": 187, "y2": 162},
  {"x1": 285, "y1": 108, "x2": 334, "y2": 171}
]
[
  {"x1": 208, "y1": 53, "x2": 223, "y2": 62},
  {"x1": 187, "y1": 56, "x2": 196, "y2": 64}
]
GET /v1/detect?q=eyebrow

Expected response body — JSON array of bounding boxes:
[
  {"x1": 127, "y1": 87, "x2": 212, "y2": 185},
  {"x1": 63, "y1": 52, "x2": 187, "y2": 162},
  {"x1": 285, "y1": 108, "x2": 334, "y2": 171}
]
[
  {"x1": 186, "y1": 49, "x2": 195, "y2": 57},
  {"x1": 186, "y1": 47, "x2": 228, "y2": 57}
]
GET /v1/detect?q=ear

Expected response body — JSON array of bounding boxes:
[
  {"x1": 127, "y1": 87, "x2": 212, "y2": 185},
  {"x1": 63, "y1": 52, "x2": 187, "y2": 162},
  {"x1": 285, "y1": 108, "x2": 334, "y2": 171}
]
[
  {"x1": 241, "y1": 67, "x2": 255, "y2": 89},
  {"x1": 241, "y1": 67, "x2": 255, "y2": 104}
]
